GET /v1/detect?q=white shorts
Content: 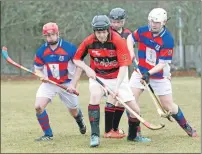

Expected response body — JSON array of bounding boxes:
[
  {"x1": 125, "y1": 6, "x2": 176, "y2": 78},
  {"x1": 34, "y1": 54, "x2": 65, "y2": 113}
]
[
  {"x1": 129, "y1": 71, "x2": 172, "y2": 96},
  {"x1": 36, "y1": 82, "x2": 79, "y2": 109},
  {"x1": 89, "y1": 75, "x2": 135, "y2": 103}
]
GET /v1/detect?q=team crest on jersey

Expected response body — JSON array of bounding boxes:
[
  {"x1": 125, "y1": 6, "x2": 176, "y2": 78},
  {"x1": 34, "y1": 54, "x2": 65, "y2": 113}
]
[
  {"x1": 168, "y1": 50, "x2": 172, "y2": 55},
  {"x1": 59, "y1": 56, "x2": 64, "y2": 61},
  {"x1": 122, "y1": 54, "x2": 128, "y2": 60},
  {"x1": 109, "y1": 50, "x2": 116, "y2": 57}
]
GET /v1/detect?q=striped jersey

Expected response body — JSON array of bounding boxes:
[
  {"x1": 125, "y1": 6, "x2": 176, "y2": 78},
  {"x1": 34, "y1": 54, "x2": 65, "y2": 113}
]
[
  {"x1": 73, "y1": 30, "x2": 132, "y2": 79},
  {"x1": 132, "y1": 25, "x2": 174, "y2": 79},
  {"x1": 111, "y1": 27, "x2": 132, "y2": 39},
  {"x1": 34, "y1": 39, "x2": 77, "y2": 84},
  {"x1": 119, "y1": 28, "x2": 132, "y2": 39}
]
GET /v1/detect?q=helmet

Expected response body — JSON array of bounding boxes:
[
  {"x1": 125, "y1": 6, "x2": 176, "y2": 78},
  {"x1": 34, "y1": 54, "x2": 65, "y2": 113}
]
[
  {"x1": 91, "y1": 15, "x2": 110, "y2": 31},
  {"x1": 42, "y1": 22, "x2": 59, "y2": 35},
  {"x1": 148, "y1": 8, "x2": 167, "y2": 25},
  {"x1": 109, "y1": 8, "x2": 126, "y2": 20}
]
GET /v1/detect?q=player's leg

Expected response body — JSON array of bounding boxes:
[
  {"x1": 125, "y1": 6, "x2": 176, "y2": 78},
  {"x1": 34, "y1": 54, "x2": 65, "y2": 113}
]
[
  {"x1": 35, "y1": 83, "x2": 58, "y2": 141},
  {"x1": 111, "y1": 73, "x2": 128, "y2": 136},
  {"x1": 102, "y1": 77, "x2": 126, "y2": 138},
  {"x1": 88, "y1": 78, "x2": 104, "y2": 147},
  {"x1": 150, "y1": 78, "x2": 198, "y2": 137},
  {"x1": 59, "y1": 87, "x2": 86, "y2": 135},
  {"x1": 119, "y1": 81, "x2": 151, "y2": 142},
  {"x1": 104, "y1": 95, "x2": 126, "y2": 138},
  {"x1": 129, "y1": 71, "x2": 148, "y2": 141}
]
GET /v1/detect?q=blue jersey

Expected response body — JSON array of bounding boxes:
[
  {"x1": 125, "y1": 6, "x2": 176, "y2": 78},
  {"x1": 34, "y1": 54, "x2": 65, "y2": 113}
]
[
  {"x1": 132, "y1": 25, "x2": 174, "y2": 79},
  {"x1": 34, "y1": 39, "x2": 77, "y2": 84}
]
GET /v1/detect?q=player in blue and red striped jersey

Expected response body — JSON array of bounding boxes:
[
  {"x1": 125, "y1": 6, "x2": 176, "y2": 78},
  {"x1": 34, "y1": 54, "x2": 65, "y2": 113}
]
[
  {"x1": 127, "y1": 8, "x2": 197, "y2": 137},
  {"x1": 103, "y1": 8, "x2": 150, "y2": 142},
  {"x1": 34, "y1": 22, "x2": 86, "y2": 141}
]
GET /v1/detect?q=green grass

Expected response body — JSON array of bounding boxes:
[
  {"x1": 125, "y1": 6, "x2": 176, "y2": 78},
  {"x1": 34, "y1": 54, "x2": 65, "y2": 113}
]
[{"x1": 1, "y1": 77, "x2": 201, "y2": 153}]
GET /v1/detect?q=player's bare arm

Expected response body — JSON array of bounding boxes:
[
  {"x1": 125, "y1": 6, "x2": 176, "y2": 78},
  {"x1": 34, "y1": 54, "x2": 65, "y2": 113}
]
[
  {"x1": 114, "y1": 66, "x2": 128, "y2": 98},
  {"x1": 73, "y1": 60, "x2": 96, "y2": 79},
  {"x1": 35, "y1": 68, "x2": 48, "y2": 82},
  {"x1": 127, "y1": 34, "x2": 135, "y2": 60},
  {"x1": 67, "y1": 66, "x2": 83, "y2": 93}
]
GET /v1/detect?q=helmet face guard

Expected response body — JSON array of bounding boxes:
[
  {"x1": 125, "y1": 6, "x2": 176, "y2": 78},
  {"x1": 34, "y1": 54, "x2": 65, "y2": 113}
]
[
  {"x1": 109, "y1": 8, "x2": 126, "y2": 20},
  {"x1": 148, "y1": 8, "x2": 168, "y2": 33},
  {"x1": 148, "y1": 8, "x2": 167, "y2": 26},
  {"x1": 91, "y1": 15, "x2": 110, "y2": 31}
]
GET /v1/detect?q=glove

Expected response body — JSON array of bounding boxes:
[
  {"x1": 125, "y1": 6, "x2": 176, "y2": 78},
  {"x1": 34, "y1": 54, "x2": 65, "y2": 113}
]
[{"x1": 141, "y1": 72, "x2": 150, "y2": 84}]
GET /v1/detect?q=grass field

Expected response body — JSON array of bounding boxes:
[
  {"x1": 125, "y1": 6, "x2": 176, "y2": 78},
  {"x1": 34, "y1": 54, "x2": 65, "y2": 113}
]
[{"x1": 1, "y1": 77, "x2": 201, "y2": 153}]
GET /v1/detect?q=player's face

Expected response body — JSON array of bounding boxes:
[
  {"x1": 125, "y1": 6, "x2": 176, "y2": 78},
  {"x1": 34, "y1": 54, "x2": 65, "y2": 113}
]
[
  {"x1": 94, "y1": 30, "x2": 109, "y2": 43},
  {"x1": 149, "y1": 20, "x2": 162, "y2": 33},
  {"x1": 110, "y1": 19, "x2": 125, "y2": 31},
  {"x1": 43, "y1": 30, "x2": 58, "y2": 44}
]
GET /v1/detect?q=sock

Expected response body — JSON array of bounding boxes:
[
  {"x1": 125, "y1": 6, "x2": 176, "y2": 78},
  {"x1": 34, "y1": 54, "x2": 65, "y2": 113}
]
[
  {"x1": 127, "y1": 117, "x2": 140, "y2": 140},
  {"x1": 74, "y1": 108, "x2": 84, "y2": 127},
  {"x1": 172, "y1": 107, "x2": 187, "y2": 129},
  {"x1": 126, "y1": 111, "x2": 141, "y2": 136},
  {"x1": 136, "y1": 125, "x2": 141, "y2": 136},
  {"x1": 88, "y1": 104, "x2": 100, "y2": 137},
  {"x1": 105, "y1": 102, "x2": 115, "y2": 133},
  {"x1": 113, "y1": 106, "x2": 125, "y2": 131},
  {"x1": 36, "y1": 110, "x2": 53, "y2": 136}
]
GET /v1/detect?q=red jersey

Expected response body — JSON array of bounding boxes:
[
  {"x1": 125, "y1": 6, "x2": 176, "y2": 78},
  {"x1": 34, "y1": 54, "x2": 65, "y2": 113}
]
[
  {"x1": 119, "y1": 28, "x2": 132, "y2": 39},
  {"x1": 73, "y1": 30, "x2": 132, "y2": 79}
]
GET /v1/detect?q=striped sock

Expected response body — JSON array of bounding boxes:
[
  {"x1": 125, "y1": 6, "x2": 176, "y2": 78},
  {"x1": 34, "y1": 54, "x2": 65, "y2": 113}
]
[
  {"x1": 172, "y1": 107, "x2": 187, "y2": 129},
  {"x1": 88, "y1": 104, "x2": 100, "y2": 137},
  {"x1": 128, "y1": 117, "x2": 140, "y2": 140},
  {"x1": 113, "y1": 107, "x2": 125, "y2": 131},
  {"x1": 36, "y1": 110, "x2": 53, "y2": 136},
  {"x1": 105, "y1": 102, "x2": 115, "y2": 133}
]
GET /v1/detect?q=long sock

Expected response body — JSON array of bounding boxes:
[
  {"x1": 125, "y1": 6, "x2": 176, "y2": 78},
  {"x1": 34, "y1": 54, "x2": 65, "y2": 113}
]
[
  {"x1": 88, "y1": 104, "x2": 100, "y2": 137},
  {"x1": 127, "y1": 117, "x2": 140, "y2": 140},
  {"x1": 136, "y1": 125, "x2": 141, "y2": 136},
  {"x1": 172, "y1": 107, "x2": 187, "y2": 129},
  {"x1": 36, "y1": 110, "x2": 53, "y2": 136},
  {"x1": 105, "y1": 102, "x2": 115, "y2": 133},
  {"x1": 113, "y1": 106, "x2": 125, "y2": 131},
  {"x1": 126, "y1": 111, "x2": 141, "y2": 136},
  {"x1": 74, "y1": 108, "x2": 84, "y2": 127}
]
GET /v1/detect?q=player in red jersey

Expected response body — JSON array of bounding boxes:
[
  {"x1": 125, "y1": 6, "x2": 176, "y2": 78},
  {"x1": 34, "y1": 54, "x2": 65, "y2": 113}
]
[
  {"x1": 73, "y1": 15, "x2": 150, "y2": 147},
  {"x1": 34, "y1": 22, "x2": 86, "y2": 141},
  {"x1": 102, "y1": 8, "x2": 150, "y2": 142},
  {"x1": 109, "y1": 8, "x2": 131, "y2": 39},
  {"x1": 127, "y1": 8, "x2": 197, "y2": 137}
]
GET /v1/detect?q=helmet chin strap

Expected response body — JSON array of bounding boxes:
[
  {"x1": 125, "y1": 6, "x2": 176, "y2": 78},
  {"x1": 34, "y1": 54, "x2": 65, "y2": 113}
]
[
  {"x1": 150, "y1": 25, "x2": 165, "y2": 35},
  {"x1": 47, "y1": 38, "x2": 59, "y2": 45}
]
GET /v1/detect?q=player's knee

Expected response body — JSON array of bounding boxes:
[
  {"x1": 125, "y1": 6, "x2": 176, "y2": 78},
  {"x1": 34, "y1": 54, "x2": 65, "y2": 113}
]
[
  {"x1": 127, "y1": 100, "x2": 140, "y2": 115},
  {"x1": 35, "y1": 105, "x2": 43, "y2": 114},
  {"x1": 69, "y1": 108, "x2": 78, "y2": 117},
  {"x1": 90, "y1": 92, "x2": 102, "y2": 105}
]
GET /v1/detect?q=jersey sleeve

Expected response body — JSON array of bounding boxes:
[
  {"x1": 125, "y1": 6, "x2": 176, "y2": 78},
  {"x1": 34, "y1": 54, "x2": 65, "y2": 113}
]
[
  {"x1": 115, "y1": 37, "x2": 132, "y2": 66},
  {"x1": 34, "y1": 48, "x2": 44, "y2": 69},
  {"x1": 73, "y1": 37, "x2": 91, "y2": 61},
  {"x1": 131, "y1": 29, "x2": 140, "y2": 43},
  {"x1": 159, "y1": 35, "x2": 174, "y2": 63},
  {"x1": 69, "y1": 43, "x2": 77, "y2": 60}
]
